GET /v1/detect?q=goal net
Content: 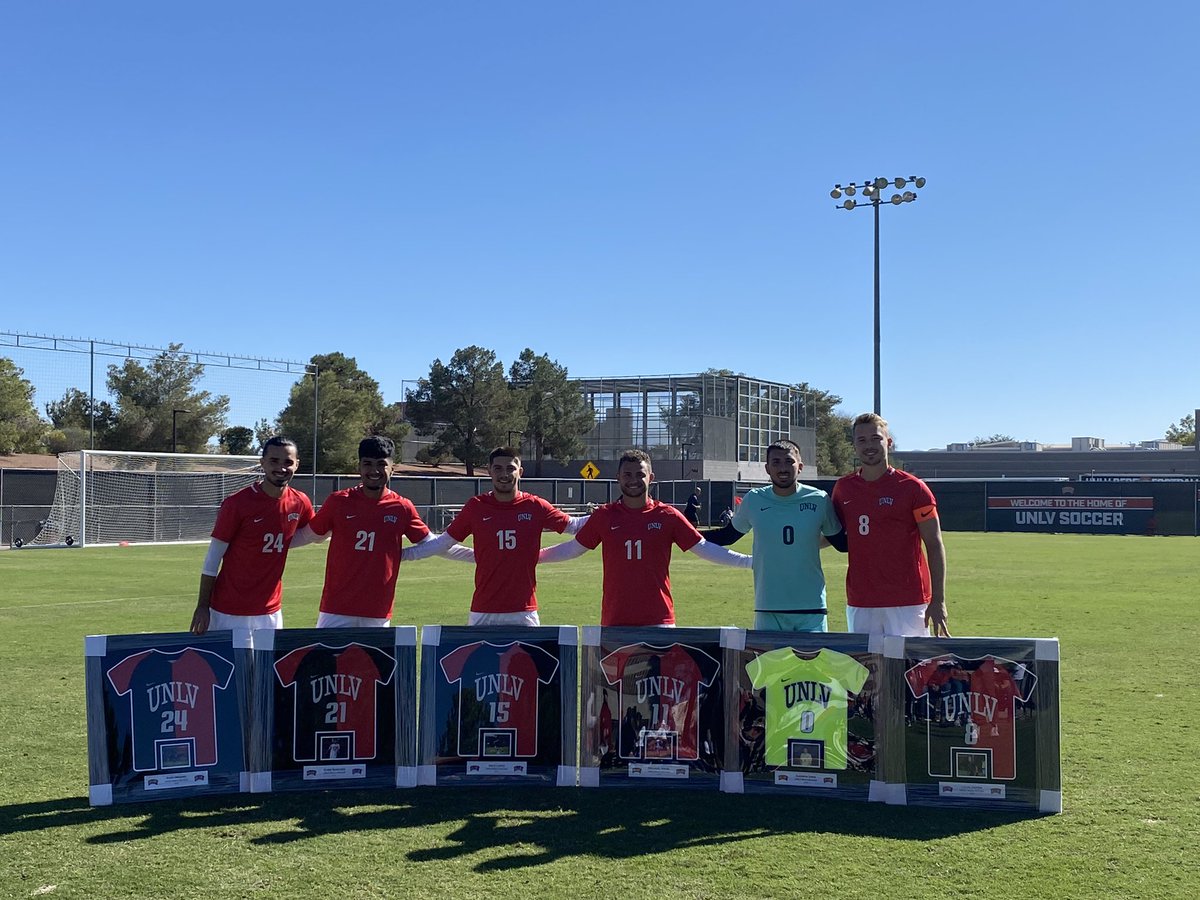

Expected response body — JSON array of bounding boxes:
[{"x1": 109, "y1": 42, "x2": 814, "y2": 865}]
[{"x1": 30, "y1": 450, "x2": 262, "y2": 547}]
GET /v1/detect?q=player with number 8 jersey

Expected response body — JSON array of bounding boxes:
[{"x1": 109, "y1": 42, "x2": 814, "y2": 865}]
[{"x1": 831, "y1": 413, "x2": 949, "y2": 636}]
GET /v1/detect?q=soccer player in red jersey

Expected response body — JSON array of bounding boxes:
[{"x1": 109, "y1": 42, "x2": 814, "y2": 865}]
[
  {"x1": 832, "y1": 413, "x2": 949, "y2": 637},
  {"x1": 190, "y1": 436, "x2": 314, "y2": 635},
  {"x1": 292, "y1": 436, "x2": 454, "y2": 627},
  {"x1": 405, "y1": 447, "x2": 587, "y2": 625},
  {"x1": 539, "y1": 449, "x2": 751, "y2": 626}
]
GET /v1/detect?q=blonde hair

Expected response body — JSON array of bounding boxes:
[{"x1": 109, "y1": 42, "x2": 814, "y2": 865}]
[{"x1": 852, "y1": 413, "x2": 889, "y2": 434}]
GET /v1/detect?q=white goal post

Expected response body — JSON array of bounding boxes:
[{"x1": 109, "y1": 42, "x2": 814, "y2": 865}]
[{"x1": 29, "y1": 450, "x2": 263, "y2": 548}]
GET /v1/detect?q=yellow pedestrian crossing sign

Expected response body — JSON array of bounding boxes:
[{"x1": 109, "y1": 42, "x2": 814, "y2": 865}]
[{"x1": 580, "y1": 461, "x2": 600, "y2": 480}]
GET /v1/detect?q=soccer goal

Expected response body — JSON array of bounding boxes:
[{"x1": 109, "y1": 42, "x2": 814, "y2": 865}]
[{"x1": 28, "y1": 450, "x2": 262, "y2": 548}]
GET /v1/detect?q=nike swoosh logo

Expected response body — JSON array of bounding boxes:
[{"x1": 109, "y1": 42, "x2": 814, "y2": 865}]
[
  {"x1": 842, "y1": 500, "x2": 852, "y2": 505},
  {"x1": 760, "y1": 507, "x2": 771, "y2": 511},
  {"x1": 917, "y1": 509, "x2": 936, "y2": 520},
  {"x1": 345, "y1": 515, "x2": 356, "y2": 519},
  {"x1": 254, "y1": 517, "x2": 265, "y2": 523},
  {"x1": 610, "y1": 525, "x2": 621, "y2": 530},
  {"x1": 482, "y1": 517, "x2": 493, "y2": 521}
]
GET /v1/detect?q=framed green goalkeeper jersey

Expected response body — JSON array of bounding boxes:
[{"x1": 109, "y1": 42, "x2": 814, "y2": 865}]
[{"x1": 746, "y1": 647, "x2": 869, "y2": 770}]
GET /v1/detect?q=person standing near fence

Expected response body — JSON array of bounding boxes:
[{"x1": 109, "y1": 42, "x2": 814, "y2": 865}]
[
  {"x1": 683, "y1": 486, "x2": 702, "y2": 526},
  {"x1": 190, "y1": 436, "x2": 313, "y2": 635},
  {"x1": 832, "y1": 413, "x2": 949, "y2": 637},
  {"x1": 404, "y1": 446, "x2": 588, "y2": 625}
]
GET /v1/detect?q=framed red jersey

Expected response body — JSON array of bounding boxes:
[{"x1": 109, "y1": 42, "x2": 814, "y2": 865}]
[
  {"x1": 580, "y1": 627, "x2": 726, "y2": 790},
  {"x1": 250, "y1": 627, "x2": 417, "y2": 793},
  {"x1": 86, "y1": 631, "x2": 250, "y2": 806},
  {"x1": 896, "y1": 637, "x2": 1061, "y2": 812},
  {"x1": 418, "y1": 625, "x2": 578, "y2": 787}
]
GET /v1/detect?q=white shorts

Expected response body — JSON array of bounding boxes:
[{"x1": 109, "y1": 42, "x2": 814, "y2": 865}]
[
  {"x1": 468, "y1": 610, "x2": 541, "y2": 627},
  {"x1": 846, "y1": 604, "x2": 929, "y2": 637},
  {"x1": 316, "y1": 612, "x2": 391, "y2": 629},
  {"x1": 208, "y1": 609, "x2": 283, "y2": 632}
]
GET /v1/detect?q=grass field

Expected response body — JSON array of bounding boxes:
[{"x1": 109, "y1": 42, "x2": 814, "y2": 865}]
[{"x1": 2, "y1": 533, "x2": 1198, "y2": 899}]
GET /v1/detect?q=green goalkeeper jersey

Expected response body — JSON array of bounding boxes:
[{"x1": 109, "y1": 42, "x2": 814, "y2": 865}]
[{"x1": 746, "y1": 647, "x2": 869, "y2": 769}]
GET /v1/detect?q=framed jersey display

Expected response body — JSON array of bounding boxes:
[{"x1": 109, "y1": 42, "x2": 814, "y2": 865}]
[
  {"x1": 249, "y1": 627, "x2": 417, "y2": 792},
  {"x1": 886, "y1": 636, "x2": 1061, "y2": 812},
  {"x1": 85, "y1": 631, "x2": 251, "y2": 806},
  {"x1": 722, "y1": 631, "x2": 882, "y2": 802},
  {"x1": 418, "y1": 625, "x2": 578, "y2": 787},
  {"x1": 580, "y1": 627, "x2": 727, "y2": 790}
]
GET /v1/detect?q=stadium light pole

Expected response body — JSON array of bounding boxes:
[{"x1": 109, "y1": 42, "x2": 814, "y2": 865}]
[{"x1": 830, "y1": 176, "x2": 926, "y2": 416}]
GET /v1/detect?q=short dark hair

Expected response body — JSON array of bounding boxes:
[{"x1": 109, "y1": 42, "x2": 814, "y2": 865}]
[
  {"x1": 618, "y1": 448, "x2": 652, "y2": 468},
  {"x1": 766, "y1": 439, "x2": 802, "y2": 460},
  {"x1": 489, "y1": 447, "x2": 521, "y2": 464},
  {"x1": 358, "y1": 435, "x2": 395, "y2": 460},
  {"x1": 261, "y1": 436, "x2": 298, "y2": 456}
]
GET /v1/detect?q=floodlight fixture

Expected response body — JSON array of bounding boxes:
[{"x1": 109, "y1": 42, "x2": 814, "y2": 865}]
[{"x1": 828, "y1": 174, "x2": 928, "y2": 415}]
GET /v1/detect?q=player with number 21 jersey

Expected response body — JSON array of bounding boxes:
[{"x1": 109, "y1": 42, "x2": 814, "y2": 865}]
[{"x1": 308, "y1": 486, "x2": 430, "y2": 619}]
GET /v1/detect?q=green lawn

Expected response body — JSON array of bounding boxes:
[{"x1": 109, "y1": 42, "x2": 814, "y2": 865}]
[{"x1": 1, "y1": 533, "x2": 1197, "y2": 899}]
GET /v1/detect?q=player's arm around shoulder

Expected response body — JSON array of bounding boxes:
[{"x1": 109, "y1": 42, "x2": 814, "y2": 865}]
[
  {"x1": 819, "y1": 492, "x2": 848, "y2": 552},
  {"x1": 540, "y1": 506, "x2": 600, "y2": 562},
  {"x1": 687, "y1": 523, "x2": 753, "y2": 569}
]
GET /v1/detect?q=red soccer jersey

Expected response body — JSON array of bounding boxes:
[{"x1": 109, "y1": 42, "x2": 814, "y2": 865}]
[
  {"x1": 438, "y1": 641, "x2": 560, "y2": 758},
  {"x1": 274, "y1": 642, "x2": 397, "y2": 762},
  {"x1": 446, "y1": 492, "x2": 570, "y2": 614},
  {"x1": 832, "y1": 468, "x2": 937, "y2": 608},
  {"x1": 600, "y1": 643, "x2": 720, "y2": 761},
  {"x1": 906, "y1": 654, "x2": 1036, "y2": 781},
  {"x1": 210, "y1": 483, "x2": 313, "y2": 616},
  {"x1": 575, "y1": 500, "x2": 702, "y2": 626},
  {"x1": 309, "y1": 487, "x2": 431, "y2": 618},
  {"x1": 107, "y1": 648, "x2": 235, "y2": 772}
]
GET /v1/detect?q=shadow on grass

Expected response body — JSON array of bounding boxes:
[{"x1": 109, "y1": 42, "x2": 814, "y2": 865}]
[{"x1": 1, "y1": 788, "x2": 1041, "y2": 871}]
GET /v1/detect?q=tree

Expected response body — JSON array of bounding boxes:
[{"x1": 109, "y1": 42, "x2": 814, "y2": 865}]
[
  {"x1": 0, "y1": 357, "x2": 47, "y2": 454},
  {"x1": 794, "y1": 382, "x2": 855, "y2": 476},
  {"x1": 45, "y1": 387, "x2": 117, "y2": 451},
  {"x1": 253, "y1": 417, "x2": 276, "y2": 450},
  {"x1": 369, "y1": 401, "x2": 412, "y2": 459},
  {"x1": 405, "y1": 346, "x2": 520, "y2": 476},
  {"x1": 508, "y1": 349, "x2": 595, "y2": 476},
  {"x1": 658, "y1": 394, "x2": 702, "y2": 450},
  {"x1": 105, "y1": 344, "x2": 229, "y2": 452},
  {"x1": 220, "y1": 426, "x2": 255, "y2": 455},
  {"x1": 276, "y1": 352, "x2": 391, "y2": 474},
  {"x1": 1165, "y1": 414, "x2": 1196, "y2": 446}
]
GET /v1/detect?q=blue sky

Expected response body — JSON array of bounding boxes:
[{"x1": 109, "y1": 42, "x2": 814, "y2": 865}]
[{"x1": 3, "y1": 2, "x2": 1197, "y2": 450}]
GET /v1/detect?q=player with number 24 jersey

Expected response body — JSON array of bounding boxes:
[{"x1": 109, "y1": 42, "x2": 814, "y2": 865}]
[{"x1": 209, "y1": 482, "x2": 313, "y2": 617}]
